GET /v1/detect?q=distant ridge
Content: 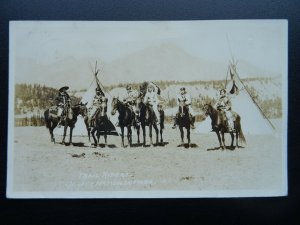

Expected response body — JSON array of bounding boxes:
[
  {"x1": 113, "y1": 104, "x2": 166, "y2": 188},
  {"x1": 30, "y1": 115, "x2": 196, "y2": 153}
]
[{"x1": 15, "y1": 43, "x2": 280, "y2": 90}]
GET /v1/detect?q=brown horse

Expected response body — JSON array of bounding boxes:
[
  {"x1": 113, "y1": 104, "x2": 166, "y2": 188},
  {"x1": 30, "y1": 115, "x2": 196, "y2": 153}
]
[
  {"x1": 135, "y1": 98, "x2": 164, "y2": 147},
  {"x1": 203, "y1": 103, "x2": 246, "y2": 150},
  {"x1": 44, "y1": 103, "x2": 88, "y2": 145},
  {"x1": 177, "y1": 100, "x2": 191, "y2": 146},
  {"x1": 88, "y1": 98, "x2": 109, "y2": 147},
  {"x1": 111, "y1": 97, "x2": 139, "y2": 147}
]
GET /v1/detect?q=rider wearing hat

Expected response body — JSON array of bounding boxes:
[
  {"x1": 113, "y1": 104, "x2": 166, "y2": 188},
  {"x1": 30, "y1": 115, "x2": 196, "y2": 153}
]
[
  {"x1": 172, "y1": 87, "x2": 196, "y2": 129},
  {"x1": 56, "y1": 86, "x2": 71, "y2": 127},
  {"x1": 143, "y1": 83, "x2": 160, "y2": 125},
  {"x1": 215, "y1": 88, "x2": 235, "y2": 131}
]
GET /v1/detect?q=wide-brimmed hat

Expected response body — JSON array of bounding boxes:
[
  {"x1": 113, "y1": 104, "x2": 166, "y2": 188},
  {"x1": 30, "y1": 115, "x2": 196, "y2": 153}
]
[{"x1": 59, "y1": 86, "x2": 69, "y2": 92}]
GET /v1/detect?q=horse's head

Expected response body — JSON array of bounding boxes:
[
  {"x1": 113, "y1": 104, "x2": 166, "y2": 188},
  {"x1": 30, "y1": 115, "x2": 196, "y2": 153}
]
[
  {"x1": 79, "y1": 102, "x2": 88, "y2": 117},
  {"x1": 178, "y1": 100, "x2": 188, "y2": 117},
  {"x1": 111, "y1": 97, "x2": 119, "y2": 115},
  {"x1": 134, "y1": 97, "x2": 143, "y2": 114},
  {"x1": 99, "y1": 98, "x2": 108, "y2": 117},
  {"x1": 203, "y1": 103, "x2": 213, "y2": 116},
  {"x1": 72, "y1": 102, "x2": 88, "y2": 117},
  {"x1": 158, "y1": 103, "x2": 164, "y2": 113}
]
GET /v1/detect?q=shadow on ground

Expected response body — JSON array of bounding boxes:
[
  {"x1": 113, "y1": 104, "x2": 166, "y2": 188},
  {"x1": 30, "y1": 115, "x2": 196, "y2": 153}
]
[
  {"x1": 61, "y1": 142, "x2": 86, "y2": 147},
  {"x1": 177, "y1": 143, "x2": 198, "y2": 148},
  {"x1": 207, "y1": 145, "x2": 245, "y2": 151}
]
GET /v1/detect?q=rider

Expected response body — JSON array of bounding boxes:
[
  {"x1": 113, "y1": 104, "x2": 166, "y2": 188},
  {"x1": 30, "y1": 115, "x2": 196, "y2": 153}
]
[
  {"x1": 87, "y1": 87, "x2": 107, "y2": 127},
  {"x1": 56, "y1": 86, "x2": 71, "y2": 128},
  {"x1": 172, "y1": 87, "x2": 196, "y2": 129},
  {"x1": 143, "y1": 82, "x2": 160, "y2": 125},
  {"x1": 215, "y1": 88, "x2": 235, "y2": 132},
  {"x1": 123, "y1": 85, "x2": 140, "y2": 125}
]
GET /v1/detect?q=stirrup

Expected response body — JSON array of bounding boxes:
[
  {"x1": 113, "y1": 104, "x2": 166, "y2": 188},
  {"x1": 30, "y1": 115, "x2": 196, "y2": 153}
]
[
  {"x1": 191, "y1": 124, "x2": 195, "y2": 129},
  {"x1": 172, "y1": 125, "x2": 177, "y2": 129}
]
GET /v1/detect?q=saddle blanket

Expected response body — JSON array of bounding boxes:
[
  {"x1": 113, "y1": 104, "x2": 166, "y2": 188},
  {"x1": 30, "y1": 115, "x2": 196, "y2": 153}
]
[{"x1": 49, "y1": 106, "x2": 59, "y2": 118}]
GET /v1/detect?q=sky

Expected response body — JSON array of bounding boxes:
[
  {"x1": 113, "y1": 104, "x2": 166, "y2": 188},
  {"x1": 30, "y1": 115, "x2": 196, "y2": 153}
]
[{"x1": 10, "y1": 20, "x2": 287, "y2": 88}]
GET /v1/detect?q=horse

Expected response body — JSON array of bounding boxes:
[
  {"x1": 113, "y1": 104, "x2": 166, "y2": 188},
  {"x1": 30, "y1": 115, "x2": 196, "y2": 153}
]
[
  {"x1": 135, "y1": 98, "x2": 164, "y2": 147},
  {"x1": 203, "y1": 103, "x2": 246, "y2": 150},
  {"x1": 176, "y1": 100, "x2": 191, "y2": 146},
  {"x1": 44, "y1": 102, "x2": 87, "y2": 145},
  {"x1": 90, "y1": 98, "x2": 109, "y2": 147},
  {"x1": 111, "y1": 97, "x2": 140, "y2": 147}
]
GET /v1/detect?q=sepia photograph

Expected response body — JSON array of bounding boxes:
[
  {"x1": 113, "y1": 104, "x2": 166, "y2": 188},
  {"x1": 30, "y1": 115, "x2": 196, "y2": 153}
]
[{"x1": 7, "y1": 20, "x2": 287, "y2": 198}]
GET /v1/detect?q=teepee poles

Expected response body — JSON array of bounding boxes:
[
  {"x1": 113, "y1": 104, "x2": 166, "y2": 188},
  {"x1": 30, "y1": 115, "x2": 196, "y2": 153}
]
[{"x1": 230, "y1": 62, "x2": 276, "y2": 130}]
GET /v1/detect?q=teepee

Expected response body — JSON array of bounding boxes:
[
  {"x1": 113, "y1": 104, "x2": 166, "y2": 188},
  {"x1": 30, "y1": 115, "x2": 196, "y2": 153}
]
[
  {"x1": 196, "y1": 59, "x2": 276, "y2": 135},
  {"x1": 54, "y1": 61, "x2": 118, "y2": 137}
]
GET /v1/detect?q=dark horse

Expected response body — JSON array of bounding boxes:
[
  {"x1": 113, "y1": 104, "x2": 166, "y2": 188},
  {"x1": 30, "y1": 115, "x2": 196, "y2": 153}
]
[
  {"x1": 90, "y1": 98, "x2": 109, "y2": 147},
  {"x1": 177, "y1": 100, "x2": 191, "y2": 146},
  {"x1": 203, "y1": 103, "x2": 246, "y2": 150},
  {"x1": 44, "y1": 103, "x2": 87, "y2": 145},
  {"x1": 111, "y1": 97, "x2": 140, "y2": 147},
  {"x1": 135, "y1": 98, "x2": 164, "y2": 147}
]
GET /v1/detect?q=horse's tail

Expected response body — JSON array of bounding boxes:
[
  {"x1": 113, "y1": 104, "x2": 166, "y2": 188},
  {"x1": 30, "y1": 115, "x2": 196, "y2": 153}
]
[
  {"x1": 239, "y1": 127, "x2": 246, "y2": 145},
  {"x1": 237, "y1": 116, "x2": 246, "y2": 145},
  {"x1": 44, "y1": 109, "x2": 51, "y2": 129}
]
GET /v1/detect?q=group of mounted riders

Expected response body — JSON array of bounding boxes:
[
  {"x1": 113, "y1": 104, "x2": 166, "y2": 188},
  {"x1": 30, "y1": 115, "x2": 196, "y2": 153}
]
[{"x1": 54, "y1": 82, "x2": 236, "y2": 135}]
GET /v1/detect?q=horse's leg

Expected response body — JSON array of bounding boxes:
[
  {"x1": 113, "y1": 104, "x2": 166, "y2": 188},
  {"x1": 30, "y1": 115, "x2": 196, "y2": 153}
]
[
  {"x1": 142, "y1": 125, "x2": 146, "y2": 147},
  {"x1": 230, "y1": 132, "x2": 234, "y2": 149},
  {"x1": 236, "y1": 131, "x2": 239, "y2": 148},
  {"x1": 153, "y1": 123, "x2": 159, "y2": 145},
  {"x1": 179, "y1": 126, "x2": 184, "y2": 145},
  {"x1": 127, "y1": 126, "x2": 132, "y2": 147},
  {"x1": 91, "y1": 127, "x2": 97, "y2": 147},
  {"x1": 97, "y1": 130, "x2": 101, "y2": 144},
  {"x1": 221, "y1": 132, "x2": 226, "y2": 150},
  {"x1": 88, "y1": 128, "x2": 91, "y2": 143},
  {"x1": 149, "y1": 125, "x2": 153, "y2": 146},
  {"x1": 85, "y1": 120, "x2": 91, "y2": 143},
  {"x1": 104, "y1": 124, "x2": 107, "y2": 147},
  {"x1": 61, "y1": 124, "x2": 68, "y2": 145},
  {"x1": 187, "y1": 127, "x2": 191, "y2": 146},
  {"x1": 216, "y1": 131, "x2": 222, "y2": 149},
  {"x1": 160, "y1": 124, "x2": 163, "y2": 143},
  {"x1": 49, "y1": 122, "x2": 55, "y2": 143},
  {"x1": 137, "y1": 125, "x2": 140, "y2": 144},
  {"x1": 69, "y1": 126, "x2": 73, "y2": 145},
  {"x1": 120, "y1": 126, "x2": 125, "y2": 148}
]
